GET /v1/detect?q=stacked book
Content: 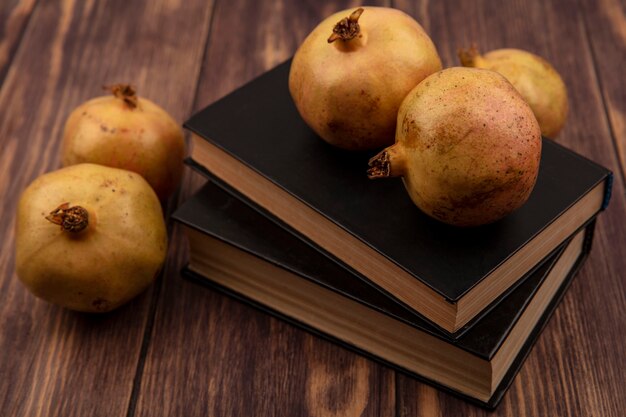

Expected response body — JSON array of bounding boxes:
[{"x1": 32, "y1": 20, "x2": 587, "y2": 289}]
[{"x1": 173, "y1": 60, "x2": 612, "y2": 408}]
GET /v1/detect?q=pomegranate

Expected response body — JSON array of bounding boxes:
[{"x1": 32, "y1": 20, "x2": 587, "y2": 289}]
[
  {"x1": 15, "y1": 164, "x2": 167, "y2": 312},
  {"x1": 368, "y1": 67, "x2": 542, "y2": 227},
  {"x1": 458, "y1": 46, "x2": 568, "y2": 138},
  {"x1": 289, "y1": 7, "x2": 442, "y2": 150},
  {"x1": 61, "y1": 84, "x2": 185, "y2": 201}
]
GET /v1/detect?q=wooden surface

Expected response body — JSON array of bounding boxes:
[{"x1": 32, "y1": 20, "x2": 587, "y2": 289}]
[{"x1": 0, "y1": 0, "x2": 624, "y2": 415}]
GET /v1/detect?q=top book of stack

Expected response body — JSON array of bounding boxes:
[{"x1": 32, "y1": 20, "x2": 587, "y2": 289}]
[{"x1": 184, "y1": 59, "x2": 612, "y2": 335}]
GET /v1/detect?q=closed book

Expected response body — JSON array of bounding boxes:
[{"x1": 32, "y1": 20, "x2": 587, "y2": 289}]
[
  {"x1": 184, "y1": 60, "x2": 612, "y2": 334},
  {"x1": 174, "y1": 181, "x2": 595, "y2": 408}
]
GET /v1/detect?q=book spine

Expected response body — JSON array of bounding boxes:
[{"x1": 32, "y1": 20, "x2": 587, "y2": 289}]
[{"x1": 601, "y1": 172, "x2": 613, "y2": 211}]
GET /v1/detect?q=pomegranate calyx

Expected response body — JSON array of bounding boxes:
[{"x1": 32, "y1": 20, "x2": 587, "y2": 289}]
[
  {"x1": 46, "y1": 203, "x2": 89, "y2": 233},
  {"x1": 368, "y1": 145, "x2": 405, "y2": 179},
  {"x1": 458, "y1": 45, "x2": 482, "y2": 67},
  {"x1": 328, "y1": 8, "x2": 364, "y2": 43},
  {"x1": 367, "y1": 150, "x2": 391, "y2": 179},
  {"x1": 105, "y1": 84, "x2": 138, "y2": 109}
]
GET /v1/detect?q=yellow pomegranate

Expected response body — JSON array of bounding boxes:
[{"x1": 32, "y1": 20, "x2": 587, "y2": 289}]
[
  {"x1": 15, "y1": 164, "x2": 167, "y2": 312},
  {"x1": 61, "y1": 84, "x2": 185, "y2": 201},
  {"x1": 368, "y1": 67, "x2": 542, "y2": 227},
  {"x1": 458, "y1": 46, "x2": 568, "y2": 138},
  {"x1": 289, "y1": 7, "x2": 442, "y2": 150}
]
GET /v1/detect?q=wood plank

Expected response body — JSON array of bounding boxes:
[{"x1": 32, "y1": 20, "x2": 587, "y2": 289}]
[
  {"x1": 133, "y1": 1, "x2": 396, "y2": 416},
  {"x1": 393, "y1": 0, "x2": 626, "y2": 414},
  {"x1": 0, "y1": 0, "x2": 37, "y2": 87},
  {"x1": 136, "y1": 233, "x2": 396, "y2": 416},
  {"x1": 579, "y1": 0, "x2": 626, "y2": 179},
  {"x1": 0, "y1": 1, "x2": 214, "y2": 416}
]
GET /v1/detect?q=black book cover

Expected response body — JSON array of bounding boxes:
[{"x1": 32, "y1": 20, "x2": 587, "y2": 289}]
[
  {"x1": 184, "y1": 59, "x2": 611, "y2": 307},
  {"x1": 174, "y1": 182, "x2": 595, "y2": 408}
]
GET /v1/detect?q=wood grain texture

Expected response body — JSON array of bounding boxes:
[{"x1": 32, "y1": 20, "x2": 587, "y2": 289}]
[
  {"x1": 579, "y1": 0, "x2": 626, "y2": 178},
  {"x1": 0, "y1": 0, "x2": 213, "y2": 416},
  {"x1": 1, "y1": 0, "x2": 624, "y2": 416},
  {"x1": 135, "y1": 231, "x2": 396, "y2": 417},
  {"x1": 393, "y1": 0, "x2": 626, "y2": 415},
  {"x1": 0, "y1": 0, "x2": 37, "y2": 87},
  {"x1": 133, "y1": 1, "x2": 397, "y2": 416}
]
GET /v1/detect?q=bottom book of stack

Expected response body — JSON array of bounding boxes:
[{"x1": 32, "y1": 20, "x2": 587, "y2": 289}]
[{"x1": 173, "y1": 182, "x2": 596, "y2": 409}]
